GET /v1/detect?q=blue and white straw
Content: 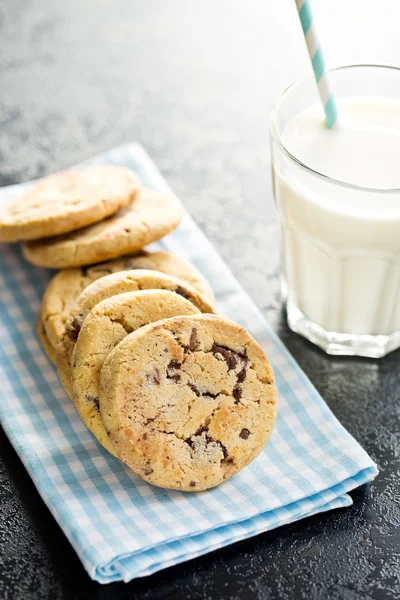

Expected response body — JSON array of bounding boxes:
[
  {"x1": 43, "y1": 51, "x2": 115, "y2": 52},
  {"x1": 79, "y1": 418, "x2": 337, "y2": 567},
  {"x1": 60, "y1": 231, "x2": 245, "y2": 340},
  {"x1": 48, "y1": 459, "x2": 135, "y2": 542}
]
[{"x1": 295, "y1": 0, "x2": 338, "y2": 128}]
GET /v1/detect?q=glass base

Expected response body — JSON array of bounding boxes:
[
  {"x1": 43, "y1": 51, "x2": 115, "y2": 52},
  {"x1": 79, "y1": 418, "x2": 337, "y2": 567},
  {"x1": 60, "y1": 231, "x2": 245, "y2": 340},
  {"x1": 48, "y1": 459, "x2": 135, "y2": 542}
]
[{"x1": 287, "y1": 301, "x2": 400, "y2": 358}]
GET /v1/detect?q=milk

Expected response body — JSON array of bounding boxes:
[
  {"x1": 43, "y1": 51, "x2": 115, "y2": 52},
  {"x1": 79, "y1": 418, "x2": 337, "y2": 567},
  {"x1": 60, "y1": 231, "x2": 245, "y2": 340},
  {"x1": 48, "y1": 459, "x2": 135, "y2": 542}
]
[{"x1": 273, "y1": 97, "x2": 400, "y2": 338}]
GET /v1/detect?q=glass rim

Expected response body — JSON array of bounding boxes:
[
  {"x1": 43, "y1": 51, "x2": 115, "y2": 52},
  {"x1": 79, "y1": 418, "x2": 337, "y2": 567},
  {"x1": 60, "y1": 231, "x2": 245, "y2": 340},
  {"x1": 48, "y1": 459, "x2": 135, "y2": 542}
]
[{"x1": 270, "y1": 63, "x2": 400, "y2": 194}]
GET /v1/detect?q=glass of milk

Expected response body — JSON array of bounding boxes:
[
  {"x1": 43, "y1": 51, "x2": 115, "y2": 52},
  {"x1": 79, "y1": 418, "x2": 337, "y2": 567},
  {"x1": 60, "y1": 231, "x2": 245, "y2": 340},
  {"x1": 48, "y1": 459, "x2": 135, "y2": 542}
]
[{"x1": 270, "y1": 65, "x2": 400, "y2": 358}]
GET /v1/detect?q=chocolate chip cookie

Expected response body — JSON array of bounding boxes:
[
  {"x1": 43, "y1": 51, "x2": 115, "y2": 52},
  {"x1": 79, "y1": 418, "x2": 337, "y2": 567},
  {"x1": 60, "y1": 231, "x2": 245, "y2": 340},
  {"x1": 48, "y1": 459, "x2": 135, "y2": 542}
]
[
  {"x1": 0, "y1": 165, "x2": 139, "y2": 242},
  {"x1": 56, "y1": 269, "x2": 215, "y2": 397},
  {"x1": 71, "y1": 290, "x2": 200, "y2": 455},
  {"x1": 23, "y1": 188, "x2": 183, "y2": 268},
  {"x1": 100, "y1": 314, "x2": 277, "y2": 491},
  {"x1": 41, "y1": 250, "x2": 214, "y2": 349}
]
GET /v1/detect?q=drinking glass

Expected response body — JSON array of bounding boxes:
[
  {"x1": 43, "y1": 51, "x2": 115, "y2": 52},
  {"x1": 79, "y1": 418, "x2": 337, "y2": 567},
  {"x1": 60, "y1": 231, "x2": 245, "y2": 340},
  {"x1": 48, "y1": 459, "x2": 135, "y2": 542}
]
[{"x1": 270, "y1": 65, "x2": 400, "y2": 358}]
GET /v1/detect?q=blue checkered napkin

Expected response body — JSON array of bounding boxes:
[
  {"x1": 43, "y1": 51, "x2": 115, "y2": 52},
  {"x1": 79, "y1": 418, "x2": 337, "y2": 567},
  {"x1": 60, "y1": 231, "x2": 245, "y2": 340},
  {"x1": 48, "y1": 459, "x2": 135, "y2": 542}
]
[{"x1": 0, "y1": 144, "x2": 378, "y2": 583}]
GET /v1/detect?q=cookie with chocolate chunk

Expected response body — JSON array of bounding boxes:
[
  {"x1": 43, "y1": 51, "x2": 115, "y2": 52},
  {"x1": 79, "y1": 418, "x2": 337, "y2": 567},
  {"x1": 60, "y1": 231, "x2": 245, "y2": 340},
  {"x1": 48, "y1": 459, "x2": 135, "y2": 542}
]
[
  {"x1": 99, "y1": 314, "x2": 277, "y2": 491},
  {"x1": 23, "y1": 188, "x2": 183, "y2": 268},
  {"x1": 56, "y1": 269, "x2": 214, "y2": 397},
  {"x1": 0, "y1": 165, "x2": 139, "y2": 242},
  {"x1": 70, "y1": 290, "x2": 200, "y2": 455},
  {"x1": 41, "y1": 250, "x2": 214, "y2": 349}
]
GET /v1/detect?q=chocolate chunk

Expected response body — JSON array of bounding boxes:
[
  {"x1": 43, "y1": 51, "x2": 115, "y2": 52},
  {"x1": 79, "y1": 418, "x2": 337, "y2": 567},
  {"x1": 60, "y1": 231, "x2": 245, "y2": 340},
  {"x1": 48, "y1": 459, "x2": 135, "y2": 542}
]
[
  {"x1": 188, "y1": 382, "x2": 200, "y2": 396},
  {"x1": 211, "y1": 342, "x2": 249, "y2": 369},
  {"x1": 186, "y1": 430, "x2": 212, "y2": 449},
  {"x1": 69, "y1": 316, "x2": 83, "y2": 340},
  {"x1": 212, "y1": 343, "x2": 230, "y2": 362},
  {"x1": 146, "y1": 367, "x2": 161, "y2": 385},
  {"x1": 144, "y1": 468, "x2": 153, "y2": 476},
  {"x1": 167, "y1": 359, "x2": 181, "y2": 381},
  {"x1": 186, "y1": 432, "x2": 228, "y2": 463},
  {"x1": 188, "y1": 383, "x2": 217, "y2": 399},
  {"x1": 185, "y1": 436, "x2": 195, "y2": 449},
  {"x1": 85, "y1": 394, "x2": 99, "y2": 409},
  {"x1": 175, "y1": 285, "x2": 191, "y2": 300},
  {"x1": 233, "y1": 387, "x2": 242, "y2": 402},
  {"x1": 189, "y1": 481, "x2": 197, "y2": 487},
  {"x1": 168, "y1": 373, "x2": 181, "y2": 382},
  {"x1": 217, "y1": 441, "x2": 229, "y2": 460},
  {"x1": 143, "y1": 433, "x2": 148, "y2": 440},
  {"x1": 194, "y1": 425, "x2": 207, "y2": 436},
  {"x1": 239, "y1": 428, "x2": 250, "y2": 440},
  {"x1": 168, "y1": 359, "x2": 181, "y2": 370},
  {"x1": 240, "y1": 348, "x2": 249, "y2": 361},
  {"x1": 189, "y1": 328, "x2": 198, "y2": 351},
  {"x1": 211, "y1": 343, "x2": 240, "y2": 370},
  {"x1": 237, "y1": 367, "x2": 247, "y2": 383},
  {"x1": 228, "y1": 353, "x2": 237, "y2": 370},
  {"x1": 202, "y1": 391, "x2": 218, "y2": 399}
]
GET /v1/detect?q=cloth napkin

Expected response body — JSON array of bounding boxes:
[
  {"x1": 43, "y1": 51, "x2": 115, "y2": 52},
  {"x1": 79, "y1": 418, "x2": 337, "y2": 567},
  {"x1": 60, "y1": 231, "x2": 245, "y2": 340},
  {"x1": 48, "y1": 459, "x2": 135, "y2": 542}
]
[{"x1": 0, "y1": 144, "x2": 378, "y2": 583}]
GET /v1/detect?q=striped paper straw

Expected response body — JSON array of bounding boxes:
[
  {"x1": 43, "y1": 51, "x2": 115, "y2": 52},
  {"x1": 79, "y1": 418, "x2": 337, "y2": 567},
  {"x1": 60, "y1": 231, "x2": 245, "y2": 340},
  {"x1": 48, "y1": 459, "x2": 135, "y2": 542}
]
[{"x1": 295, "y1": 0, "x2": 338, "y2": 128}]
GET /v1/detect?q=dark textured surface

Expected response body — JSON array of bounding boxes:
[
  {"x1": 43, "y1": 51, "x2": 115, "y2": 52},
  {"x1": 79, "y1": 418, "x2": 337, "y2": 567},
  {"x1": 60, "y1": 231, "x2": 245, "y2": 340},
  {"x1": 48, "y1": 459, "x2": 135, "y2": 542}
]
[{"x1": 0, "y1": 1, "x2": 399, "y2": 599}]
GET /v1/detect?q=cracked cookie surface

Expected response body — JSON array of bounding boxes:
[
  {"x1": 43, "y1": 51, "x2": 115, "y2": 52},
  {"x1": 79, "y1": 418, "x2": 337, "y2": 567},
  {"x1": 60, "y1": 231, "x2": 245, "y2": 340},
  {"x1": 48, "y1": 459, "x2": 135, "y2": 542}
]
[
  {"x1": 70, "y1": 290, "x2": 200, "y2": 455},
  {"x1": 0, "y1": 165, "x2": 139, "y2": 242},
  {"x1": 23, "y1": 188, "x2": 183, "y2": 268},
  {"x1": 42, "y1": 250, "x2": 214, "y2": 350},
  {"x1": 99, "y1": 314, "x2": 277, "y2": 491},
  {"x1": 56, "y1": 269, "x2": 214, "y2": 397}
]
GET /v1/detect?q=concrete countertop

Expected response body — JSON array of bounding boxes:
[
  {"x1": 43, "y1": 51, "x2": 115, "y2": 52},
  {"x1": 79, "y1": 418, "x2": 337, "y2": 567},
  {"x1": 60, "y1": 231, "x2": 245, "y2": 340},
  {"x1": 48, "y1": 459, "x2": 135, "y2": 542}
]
[{"x1": 1, "y1": 1, "x2": 399, "y2": 598}]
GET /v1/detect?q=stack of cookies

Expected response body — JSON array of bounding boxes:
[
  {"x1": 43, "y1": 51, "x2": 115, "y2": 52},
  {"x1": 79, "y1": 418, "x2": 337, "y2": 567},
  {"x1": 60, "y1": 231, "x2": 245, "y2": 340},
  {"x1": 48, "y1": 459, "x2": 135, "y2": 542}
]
[{"x1": 0, "y1": 165, "x2": 277, "y2": 491}]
